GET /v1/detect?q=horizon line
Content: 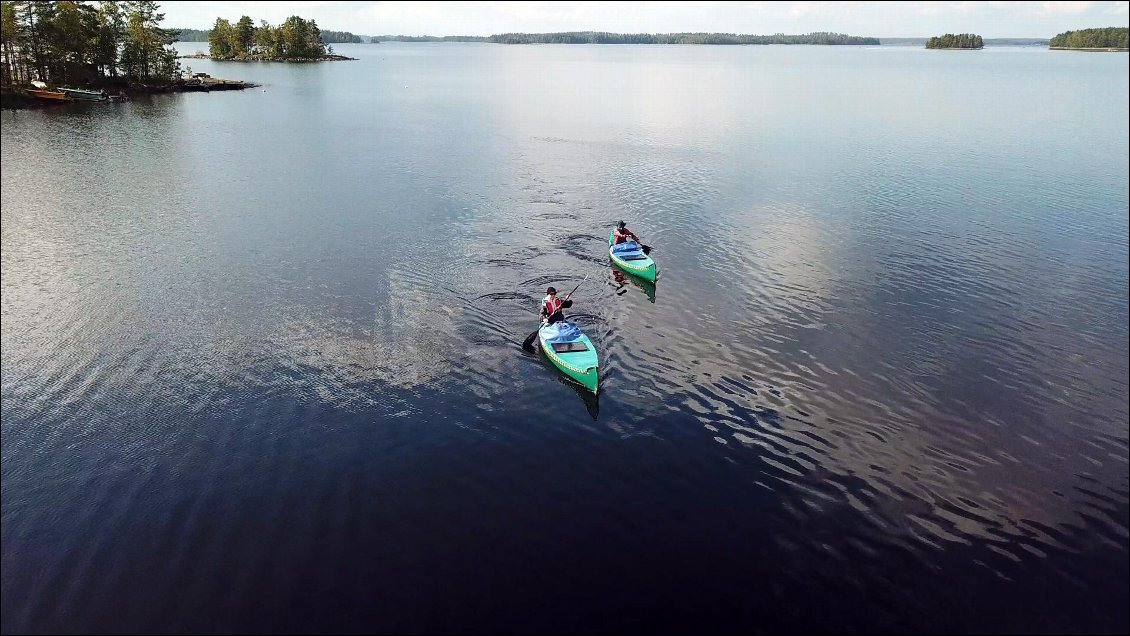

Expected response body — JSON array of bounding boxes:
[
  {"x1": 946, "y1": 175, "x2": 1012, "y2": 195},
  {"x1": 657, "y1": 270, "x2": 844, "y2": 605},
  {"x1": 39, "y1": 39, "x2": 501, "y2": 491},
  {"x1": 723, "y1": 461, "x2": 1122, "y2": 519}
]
[{"x1": 165, "y1": 27, "x2": 1069, "y2": 40}]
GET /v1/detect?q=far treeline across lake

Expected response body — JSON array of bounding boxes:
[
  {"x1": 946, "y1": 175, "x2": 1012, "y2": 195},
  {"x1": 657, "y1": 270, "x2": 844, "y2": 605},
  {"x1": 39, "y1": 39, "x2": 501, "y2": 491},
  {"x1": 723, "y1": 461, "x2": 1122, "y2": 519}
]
[
  {"x1": 173, "y1": 28, "x2": 1130, "y2": 50},
  {"x1": 485, "y1": 32, "x2": 881, "y2": 45},
  {"x1": 176, "y1": 30, "x2": 882, "y2": 46}
]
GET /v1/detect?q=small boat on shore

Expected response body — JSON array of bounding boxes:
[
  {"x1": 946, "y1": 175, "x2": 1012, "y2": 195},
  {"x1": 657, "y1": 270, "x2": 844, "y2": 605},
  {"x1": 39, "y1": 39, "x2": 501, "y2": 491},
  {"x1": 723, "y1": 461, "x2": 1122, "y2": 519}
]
[
  {"x1": 59, "y1": 87, "x2": 108, "y2": 101},
  {"x1": 26, "y1": 88, "x2": 72, "y2": 102}
]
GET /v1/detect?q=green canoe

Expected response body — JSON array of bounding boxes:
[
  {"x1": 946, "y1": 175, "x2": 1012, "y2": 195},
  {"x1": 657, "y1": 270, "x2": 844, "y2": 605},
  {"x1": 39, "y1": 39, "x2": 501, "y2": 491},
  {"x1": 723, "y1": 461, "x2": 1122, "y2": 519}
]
[
  {"x1": 608, "y1": 230, "x2": 657, "y2": 282},
  {"x1": 538, "y1": 321, "x2": 599, "y2": 393}
]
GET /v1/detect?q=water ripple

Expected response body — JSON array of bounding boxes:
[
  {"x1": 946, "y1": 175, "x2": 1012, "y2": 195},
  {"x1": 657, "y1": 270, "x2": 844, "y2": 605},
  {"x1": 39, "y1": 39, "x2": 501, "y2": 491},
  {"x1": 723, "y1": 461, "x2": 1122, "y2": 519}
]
[{"x1": 3, "y1": 44, "x2": 1127, "y2": 634}]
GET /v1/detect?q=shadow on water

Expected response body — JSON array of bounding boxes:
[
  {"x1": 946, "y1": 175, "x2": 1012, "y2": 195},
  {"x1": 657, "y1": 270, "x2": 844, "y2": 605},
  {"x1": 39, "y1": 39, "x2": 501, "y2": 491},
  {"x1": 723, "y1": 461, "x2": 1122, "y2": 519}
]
[
  {"x1": 554, "y1": 367, "x2": 600, "y2": 420},
  {"x1": 610, "y1": 266, "x2": 656, "y2": 304}
]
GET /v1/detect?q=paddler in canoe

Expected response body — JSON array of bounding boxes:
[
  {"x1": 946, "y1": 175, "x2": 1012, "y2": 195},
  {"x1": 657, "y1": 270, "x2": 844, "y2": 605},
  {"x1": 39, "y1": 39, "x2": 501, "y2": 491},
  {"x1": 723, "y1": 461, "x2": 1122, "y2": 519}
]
[
  {"x1": 611, "y1": 220, "x2": 639, "y2": 245},
  {"x1": 609, "y1": 221, "x2": 657, "y2": 282},
  {"x1": 612, "y1": 220, "x2": 651, "y2": 254},
  {"x1": 531, "y1": 280, "x2": 598, "y2": 393},
  {"x1": 539, "y1": 286, "x2": 574, "y2": 325}
]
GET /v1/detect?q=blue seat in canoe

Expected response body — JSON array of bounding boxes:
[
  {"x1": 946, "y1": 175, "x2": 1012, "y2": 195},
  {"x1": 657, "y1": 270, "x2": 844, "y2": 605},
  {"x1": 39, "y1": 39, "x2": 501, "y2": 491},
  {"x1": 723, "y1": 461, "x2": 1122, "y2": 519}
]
[
  {"x1": 540, "y1": 321, "x2": 584, "y2": 343},
  {"x1": 611, "y1": 240, "x2": 646, "y2": 259}
]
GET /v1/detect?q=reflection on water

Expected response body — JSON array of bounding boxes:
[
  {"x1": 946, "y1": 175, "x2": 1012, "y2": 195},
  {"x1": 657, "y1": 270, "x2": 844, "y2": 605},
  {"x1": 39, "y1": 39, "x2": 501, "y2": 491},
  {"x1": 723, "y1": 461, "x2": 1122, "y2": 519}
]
[
  {"x1": 1, "y1": 43, "x2": 1127, "y2": 634},
  {"x1": 611, "y1": 266, "x2": 657, "y2": 303}
]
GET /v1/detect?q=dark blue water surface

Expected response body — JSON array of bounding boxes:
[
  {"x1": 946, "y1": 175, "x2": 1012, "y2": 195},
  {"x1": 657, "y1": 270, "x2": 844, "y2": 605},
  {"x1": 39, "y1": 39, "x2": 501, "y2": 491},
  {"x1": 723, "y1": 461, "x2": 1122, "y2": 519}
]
[{"x1": 2, "y1": 43, "x2": 1127, "y2": 634}]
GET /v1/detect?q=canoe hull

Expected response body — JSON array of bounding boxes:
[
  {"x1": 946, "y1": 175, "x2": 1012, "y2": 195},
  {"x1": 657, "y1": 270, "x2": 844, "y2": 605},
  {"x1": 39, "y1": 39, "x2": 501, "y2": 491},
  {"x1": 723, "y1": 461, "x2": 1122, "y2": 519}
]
[
  {"x1": 610, "y1": 251, "x2": 657, "y2": 282},
  {"x1": 26, "y1": 89, "x2": 72, "y2": 102},
  {"x1": 538, "y1": 323, "x2": 599, "y2": 393}
]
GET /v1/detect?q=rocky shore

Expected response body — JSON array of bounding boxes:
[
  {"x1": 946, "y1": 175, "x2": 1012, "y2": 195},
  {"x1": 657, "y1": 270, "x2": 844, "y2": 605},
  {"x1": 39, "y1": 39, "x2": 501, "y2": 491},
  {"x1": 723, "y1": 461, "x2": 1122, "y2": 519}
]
[{"x1": 1, "y1": 77, "x2": 260, "y2": 109}]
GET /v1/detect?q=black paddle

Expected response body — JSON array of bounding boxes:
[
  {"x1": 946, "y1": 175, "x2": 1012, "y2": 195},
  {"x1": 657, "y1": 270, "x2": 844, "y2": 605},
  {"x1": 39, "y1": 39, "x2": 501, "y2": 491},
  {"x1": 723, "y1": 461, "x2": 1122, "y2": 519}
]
[
  {"x1": 522, "y1": 275, "x2": 589, "y2": 351},
  {"x1": 620, "y1": 239, "x2": 651, "y2": 255},
  {"x1": 562, "y1": 274, "x2": 589, "y2": 300}
]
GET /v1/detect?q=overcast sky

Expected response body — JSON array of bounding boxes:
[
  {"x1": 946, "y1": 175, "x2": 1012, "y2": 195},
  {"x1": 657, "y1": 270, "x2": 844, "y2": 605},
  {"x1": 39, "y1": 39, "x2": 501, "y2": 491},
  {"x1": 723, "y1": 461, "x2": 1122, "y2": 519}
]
[{"x1": 159, "y1": 1, "x2": 1130, "y2": 38}]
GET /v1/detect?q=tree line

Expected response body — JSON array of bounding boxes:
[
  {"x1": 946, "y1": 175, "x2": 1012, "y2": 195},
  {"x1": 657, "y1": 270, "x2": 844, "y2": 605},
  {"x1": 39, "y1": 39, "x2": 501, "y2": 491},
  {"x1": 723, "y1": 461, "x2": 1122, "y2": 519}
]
[
  {"x1": 320, "y1": 30, "x2": 360, "y2": 43},
  {"x1": 208, "y1": 15, "x2": 330, "y2": 60},
  {"x1": 175, "y1": 26, "x2": 207, "y2": 41},
  {"x1": 925, "y1": 34, "x2": 983, "y2": 49},
  {"x1": 487, "y1": 31, "x2": 880, "y2": 45},
  {"x1": 1049, "y1": 27, "x2": 1128, "y2": 49},
  {"x1": 178, "y1": 26, "x2": 361, "y2": 44},
  {"x1": 370, "y1": 35, "x2": 488, "y2": 42},
  {"x1": 1, "y1": 0, "x2": 180, "y2": 87}
]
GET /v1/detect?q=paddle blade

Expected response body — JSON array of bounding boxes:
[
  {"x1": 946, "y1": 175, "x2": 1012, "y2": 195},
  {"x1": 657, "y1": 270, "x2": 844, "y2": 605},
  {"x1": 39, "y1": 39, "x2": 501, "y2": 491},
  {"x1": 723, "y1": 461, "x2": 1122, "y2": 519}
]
[
  {"x1": 522, "y1": 329, "x2": 539, "y2": 352},
  {"x1": 642, "y1": 244, "x2": 652, "y2": 255}
]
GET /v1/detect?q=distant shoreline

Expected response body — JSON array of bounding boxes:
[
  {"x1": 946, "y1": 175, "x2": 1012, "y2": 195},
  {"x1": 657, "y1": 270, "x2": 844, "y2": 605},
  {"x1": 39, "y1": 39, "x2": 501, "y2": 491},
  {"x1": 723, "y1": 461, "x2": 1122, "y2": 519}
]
[
  {"x1": 180, "y1": 53, "x2": 357, "y2": 62},
  {"x1": 172, "y1": 34, "x2": 1062, "y2": 47},
  {"x1": 1048, "y1": 46, "x2": 1129, "y2": 52}
]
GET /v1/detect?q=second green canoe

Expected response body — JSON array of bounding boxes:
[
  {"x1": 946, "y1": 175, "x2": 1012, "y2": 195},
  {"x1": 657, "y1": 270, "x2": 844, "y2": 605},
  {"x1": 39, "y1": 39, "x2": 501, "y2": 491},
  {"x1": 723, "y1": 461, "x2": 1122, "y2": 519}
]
[{"x1": 608, "y1": 230, "x2": 657, "y2": 282}]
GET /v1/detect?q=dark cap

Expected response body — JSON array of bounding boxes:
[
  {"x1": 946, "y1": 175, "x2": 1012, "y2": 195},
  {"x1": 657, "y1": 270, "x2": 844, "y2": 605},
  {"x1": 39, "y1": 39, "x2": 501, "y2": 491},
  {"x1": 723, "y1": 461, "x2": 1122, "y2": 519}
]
[
  {"x1": 617, "y1": 220, "x2": 626, "y2": 228},
  {"x1": 547, "y1": 286, "x2": 557, "y2": 294}
]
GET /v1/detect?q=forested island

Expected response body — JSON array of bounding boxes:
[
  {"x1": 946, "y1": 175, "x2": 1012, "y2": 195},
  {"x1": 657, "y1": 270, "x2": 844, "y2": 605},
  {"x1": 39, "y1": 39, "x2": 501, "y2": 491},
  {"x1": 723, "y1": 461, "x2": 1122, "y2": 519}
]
[
  {"x1": 203, "y1": 15, "x2": 356, "y2": 61},
  {"x1": 1049, "y1": 27, "x2": 1129, "y2": 51},
  {"x1": 925, "y1": 34, "x2": 984, "y2": 49},
  {"x1": 487, "y1": 31, "x2": 880, "y2": 45},
  {"x1": 176, "y1": 26, "x2": 362, "y2": 44},
  {"x1": 883, "y1": 37, "x2": 1047, "y2": 46},
  {"x1": 1, "y1": 0, "x2": 256, "y2": 108}
]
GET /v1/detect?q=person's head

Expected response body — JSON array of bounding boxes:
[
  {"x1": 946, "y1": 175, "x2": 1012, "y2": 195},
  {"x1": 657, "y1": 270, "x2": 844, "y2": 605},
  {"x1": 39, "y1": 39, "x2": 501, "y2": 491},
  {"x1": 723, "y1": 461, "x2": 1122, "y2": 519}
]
[
  {"x1": 617, "y1": 220, "x2": 627, "y2": 230},
  {"x1": 547, "y1": 286, "x2": 557, "y2": 296}
]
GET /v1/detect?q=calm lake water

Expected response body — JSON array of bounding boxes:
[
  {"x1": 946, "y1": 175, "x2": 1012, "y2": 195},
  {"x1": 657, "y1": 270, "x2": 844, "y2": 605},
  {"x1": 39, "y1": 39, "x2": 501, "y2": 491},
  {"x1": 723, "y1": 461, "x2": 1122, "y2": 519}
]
[{"x1": 2, "y1": 42, "x2": 1127, "y2": 633}]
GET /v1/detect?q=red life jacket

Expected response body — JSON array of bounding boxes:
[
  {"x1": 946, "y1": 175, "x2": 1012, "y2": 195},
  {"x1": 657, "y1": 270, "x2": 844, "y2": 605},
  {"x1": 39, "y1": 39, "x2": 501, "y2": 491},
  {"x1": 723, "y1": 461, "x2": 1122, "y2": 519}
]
[
  {"x1": 544, "y1": 295, "x2": 563, "y2": 316},
  {"x1": 614, "y1": 228, "x2": 633, "y2": 244}
]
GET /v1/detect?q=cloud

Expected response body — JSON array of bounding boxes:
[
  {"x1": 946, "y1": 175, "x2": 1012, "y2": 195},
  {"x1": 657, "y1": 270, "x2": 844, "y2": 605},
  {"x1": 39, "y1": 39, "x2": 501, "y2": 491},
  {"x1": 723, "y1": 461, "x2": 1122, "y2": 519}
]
[{"x1": 1037, "y1": 1, "x2": 1095, "y2": 15}]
